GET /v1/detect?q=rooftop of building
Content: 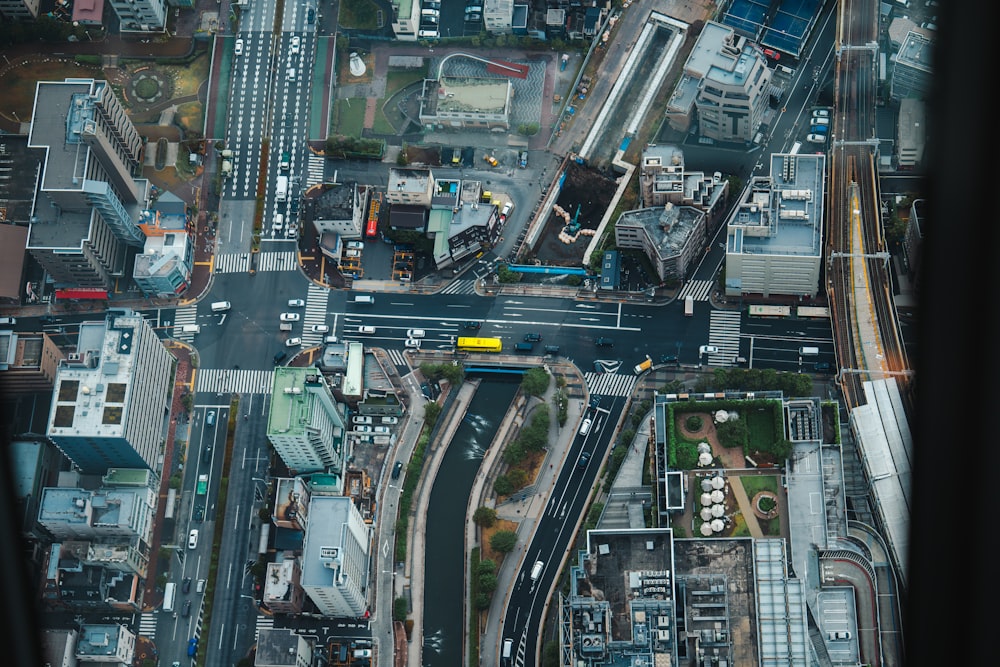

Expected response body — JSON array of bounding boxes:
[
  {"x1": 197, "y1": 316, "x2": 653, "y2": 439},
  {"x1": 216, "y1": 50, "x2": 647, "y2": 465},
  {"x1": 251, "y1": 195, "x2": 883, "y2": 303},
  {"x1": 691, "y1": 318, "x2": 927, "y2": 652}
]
[
  {"x1": 388, "y1": 168, "x2": 432, "y2": 196},
  {"x1": 267, "y1": 366, "x2": 335, "y2": 438},
  {"x1": 300, "y1": 496, "x2": 362, "y2": 587},
  {"x1": 617, "y1": 204, "x2": 705, "y2": 257},
  {"x1": 256, "y1": 627, "x2": 305, "y2": 666},
  {"x1": 38, "y1": 486, "x2": 141, "y2": 528},
  {"x1": 897, "y1": 29, "x2": 934, "y2": 70},
  {"x1": 133, "y1": 232, "x2": 191, "y2": 277},
  {"x1": 312, "y1": 182, "x2": 361, "y2": 221},
  {"x1": 75, "y1": 624, "x2": 129, "y2": 657},
  {"x1": 727, "y1": 152, "x2": 825, "y2": 257},
  {"x1": 421, "y1": 78, "x2": 511, "y2": 117},
  {"x1": 0, "y1": 135, "x2": 46, "y2": 224},
  {"x1": 28, "y1": 79, "x2": 99, "y2": 193},
  {"x1": 48, "y1": 310, "x2": 154, "y2": 437},
  {"x1": 263, "y1": 558, "x2": 299, "y2": 605}
]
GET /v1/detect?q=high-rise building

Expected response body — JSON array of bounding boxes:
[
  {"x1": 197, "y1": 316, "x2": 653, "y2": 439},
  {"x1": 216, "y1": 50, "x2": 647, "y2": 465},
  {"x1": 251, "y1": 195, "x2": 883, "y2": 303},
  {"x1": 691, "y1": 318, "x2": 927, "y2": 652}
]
[
  {"x1": 47, "y1": 309, "x2": 174, "y2": 474},
  {"x1": 27, "y1": 79, "x2": 150, "y2": 290},
  {"x1": 266, "y1": 368, "x2": 348, "y2": 475},
  {"x1": 0, "y1": 329, "x2": 65, "y2": 396},
  {"x1": 300, "y1": 496, "x2": 371, "y2": 618},
  {"x1": 107, "y1": 0, "x2": 167, "y2": 33}
]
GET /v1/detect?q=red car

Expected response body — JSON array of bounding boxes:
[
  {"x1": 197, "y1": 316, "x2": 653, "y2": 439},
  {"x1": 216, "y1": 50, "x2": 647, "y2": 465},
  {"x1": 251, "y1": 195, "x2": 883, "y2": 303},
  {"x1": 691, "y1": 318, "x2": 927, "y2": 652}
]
[{"x1": 763, "y1": 48, "x2": 780, "y2": 60}]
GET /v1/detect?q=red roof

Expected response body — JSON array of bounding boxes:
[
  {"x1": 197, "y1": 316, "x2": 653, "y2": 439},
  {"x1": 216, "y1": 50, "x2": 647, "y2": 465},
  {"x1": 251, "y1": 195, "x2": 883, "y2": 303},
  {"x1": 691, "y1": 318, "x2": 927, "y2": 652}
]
[{"x1": 55, "y1": 288, "x2": 109, "y2": 300}]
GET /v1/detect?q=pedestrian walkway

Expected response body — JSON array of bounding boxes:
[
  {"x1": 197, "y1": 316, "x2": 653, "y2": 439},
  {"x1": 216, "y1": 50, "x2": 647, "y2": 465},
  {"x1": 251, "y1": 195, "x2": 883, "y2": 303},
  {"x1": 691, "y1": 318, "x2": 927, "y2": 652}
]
[
  {"x1": 196, "y1": 368, "x2": 274, "y2": 395},
  {"x1": 678, "y1": 279, "x2": 715, "y2": 301},
  {"x1": 214, "y1": 250, "x2": 299, "y2": 274},
  {"x1": 172, "y1": 306, "x2": 199, "y2": 343},
  {"x1": 384, "y1": 348, "x2": 409, "y2": 370},
  {"x1": 584, "y1": 371, "x2": 637, "y2": 398},
  {"x1": 707, "y1": 310, "x2": 741, "y2": 365},
  {"x1": 254, "y1": 613, "x2": 274, "y2": 641},
  {"x1": 438, "y1": 279, "x2": 478, "y2": 296},
  {"x1": 301, "y1": 284, "x2": 331, "y2": 346},
  {"x1": 138, "y1": 612, "x2": 158, "y2": 640},
  {"x1": 306, "y1": 153, "x2": 325, "y2": 187}
]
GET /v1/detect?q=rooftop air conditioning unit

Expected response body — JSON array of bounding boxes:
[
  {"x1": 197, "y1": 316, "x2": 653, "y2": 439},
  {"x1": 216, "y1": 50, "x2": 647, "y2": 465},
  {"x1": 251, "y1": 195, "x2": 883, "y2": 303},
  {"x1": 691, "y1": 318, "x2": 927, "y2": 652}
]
[{"x1": 68, "y1": 352, "x2": 81, "y2": 361}]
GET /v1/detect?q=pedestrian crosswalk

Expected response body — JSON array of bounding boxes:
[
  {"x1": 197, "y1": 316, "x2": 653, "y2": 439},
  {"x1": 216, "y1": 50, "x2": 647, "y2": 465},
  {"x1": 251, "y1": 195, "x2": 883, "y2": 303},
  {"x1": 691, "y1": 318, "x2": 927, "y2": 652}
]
[
  {"x1": 301, "y1": 284, "x2": 331, "y2": 346},
  {"x1": 707, "y1": 310, "x2": 741, "y2": 365},
  {"x1": 214, "y1": 251, "x2": 299, "y2": 274},
  {"x1": 305, "y1": 154, "x2": 325, "y2": 188},
  {"x1": 172, "y1": 306, "x2": 199, "y2": 343},
  {"x1": 584, "y1": 372, "x2": 637, "y2": 398},
  {"x1": 138, "y1": 612, "x2": 157, "y2": 639},
  {"x1": 254, "y1": 612, "x2": 274, "y2": 641},
  {"x1": 678, "y1": 279, "x2": 715, "y2": 301},
  {"x1": 196, "y1": 368, "x2": 275, "y2": 395},
  {"x1": 384, "y1": 348, "x2": 409, "y2": 368},
  {"x1": 439, "y1": 279, "x2": 478, "y2": 295}
]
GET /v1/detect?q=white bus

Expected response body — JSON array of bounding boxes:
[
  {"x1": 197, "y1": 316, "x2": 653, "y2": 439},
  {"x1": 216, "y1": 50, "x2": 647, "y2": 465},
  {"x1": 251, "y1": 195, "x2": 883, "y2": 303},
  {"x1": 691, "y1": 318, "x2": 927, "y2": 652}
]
[{"x1": 164, "y1": 582, "x2": 177, "y2": 612}]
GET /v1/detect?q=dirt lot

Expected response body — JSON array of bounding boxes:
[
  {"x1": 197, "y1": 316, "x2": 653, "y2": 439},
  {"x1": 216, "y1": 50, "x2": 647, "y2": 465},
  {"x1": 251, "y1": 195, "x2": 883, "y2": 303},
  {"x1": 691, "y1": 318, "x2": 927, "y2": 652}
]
[{"x1": 532, "y1": 161, "x2": 618, "y2": 266}]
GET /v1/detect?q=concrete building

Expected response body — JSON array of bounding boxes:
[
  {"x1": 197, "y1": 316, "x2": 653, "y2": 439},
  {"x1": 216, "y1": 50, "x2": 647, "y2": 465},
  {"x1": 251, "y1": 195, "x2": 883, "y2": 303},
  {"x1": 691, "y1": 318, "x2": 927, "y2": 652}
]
[
  {"x1": 262, "y1": 556, "x2": 307, "y2": 616},
  {"x1": 46, "y1": 309, "x2": 174, "y2": 474},
  {"x1": 428, "y1": 180, "x2": 500, "y2": 270},
  {"x1": 418, "y1": 77, "x2": 513, "y2": 131},
  {"x1": 6, "y1": 438, "x2": 66, "y2": 545},
  {"x1": 75, "y1": 623, "x2": 135, "y2": 665},
  {"x1": 890, "y1": 30, "x2": 933, "y2": 100},
  {"x1": 0, "y1": 329, "x2": 65, "y2": 396},
  {"x1": 255, "y1": 628, "x2": 312, "y2": 667},
  {"x1": 724, "y1": 151, "x2": 826, "y2": 299},
  {"x1": 483, "y1": 0, "x2": 514, "y2": 34},
  {"x1": 664, "y1": 21, "x2": 772, "y2": 144},
  {"x1": 132, "y1": 193, "x2": 193, "y2": 298},
  {"x1": 0, "y1": 0, "x2": 40, "y2": 20},
  {"x1": 42, "y1": 539, "x2": 144, "y2": 611},
  {"x1": 896, "y1": 97, "x2": 926, "y2": 170},
  {"x1": 300, "y1": 496, "x2": 371, "y2": 618},
  {"x1": 41, "y1": 628, "x2": 78, "y2": 667},
  {"x1": 312, "y1": 183, "x2": 370, "y2": 264},
  {"x1": 638, "y1": 145, "x2": 729, "y2": 220},
  {"x1": 107, "y1": 0, "x2": 166, "y2": 33},
  {"x1": 614, "y1": 204, "x2": 707, "y2": 285},
  {"x1": 390, "y1": 0, "x2": 420, "y2": 41},
  {"x1": 266, "y1": 367, "x2": 348, "y2": 476},
  {"x1": 386, "y1": 168, "x2": 434, "y2": 207},
  {"x1": 27, "y1": 79, "x2": 150, "y2": 291}
]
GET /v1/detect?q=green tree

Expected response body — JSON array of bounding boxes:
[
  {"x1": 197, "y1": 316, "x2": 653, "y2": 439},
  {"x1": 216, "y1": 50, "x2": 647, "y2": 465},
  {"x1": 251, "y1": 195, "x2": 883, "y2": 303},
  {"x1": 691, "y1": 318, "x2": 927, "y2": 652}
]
[
  {"x1": 717, "y1": 419, "x2": 749, "y2": 449},
  {"x1": 493, "y1": 475, "x2": 514, "y2": 496},
  {"x1": 489, "y1": 529, "x2": 518, "y2": 553},
  {"x1": 473, "y1": 506, "x2": 498, "y2": 528},
  {"x1": 521, "y1": 367, "x2": 550, "y2": 397},
  {"x1": 502, "y1": 440, "x2": 526, "y2": 465},
  {"x1": 475, "y1": 591, "x2": 492, "y2": 610},
  {"x1": 423, "y1": 401, "x2": 442, "y2": 426},
  {"x1": 477, "y1": 559, "x2": 496, "y2": 575},
  {"x1": 542, "y1": 640, "x2": 560, "y2": 667},
  {"x1": 393, "y1": 597, "x2": 409, "y2": 621},
  {"x1": 507, "y1": 468, "x2": 528, "y2": 489},
  {"x1": 497, "y1": 264, "x2": 523, "y2": 283},
  {"x1": 478, "y1": 571, "x2": 498, "y2": 594}
]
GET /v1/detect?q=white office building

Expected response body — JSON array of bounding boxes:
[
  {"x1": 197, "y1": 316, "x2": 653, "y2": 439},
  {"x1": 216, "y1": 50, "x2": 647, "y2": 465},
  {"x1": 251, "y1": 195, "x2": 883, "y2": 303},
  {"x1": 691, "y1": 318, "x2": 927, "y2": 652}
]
[
  {"x1": 300, "y1": 496, "x2": 371, "y2": 618},
  {"x1": 266, "y1": 368, "x2": 348, "y2": 475}
]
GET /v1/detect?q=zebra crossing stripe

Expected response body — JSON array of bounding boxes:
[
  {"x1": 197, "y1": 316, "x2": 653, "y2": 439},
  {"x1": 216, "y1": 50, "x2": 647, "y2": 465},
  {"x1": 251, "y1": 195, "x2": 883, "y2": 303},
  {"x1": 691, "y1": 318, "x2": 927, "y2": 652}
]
[
  {"x1": 196, "y1": 369, "x2": 275, "y2": 395},
  {"x1": 385, "y1": 349, "x2": 408, "y2": 367},
  {"x1": 256, "y1": 251, "x2": 298, "y2": 272},
  {"x1": 440, "y1": 279, "x2": 478, "y2": 295},
  {"x1": 138, "y1": 612, "x2": 157, "y2": 639},
  {"x1": 172, "y1": 306, "x2": 199, "y2": 343},
  {"x1": 254, "y1": 613, "x2": 274, "y2": 641},
  {"x1": 678, "y1": 280, "x2": 715, "y2": 301},
  {"x1": 214, "y1": 253, "x2": 252, "y2": 274},
  {"x1": 707, "y1": 311, "x2": 741, "y2": 365},
  {"x1": 583, "y1": 372, "x2": 637, "y2": 398}
]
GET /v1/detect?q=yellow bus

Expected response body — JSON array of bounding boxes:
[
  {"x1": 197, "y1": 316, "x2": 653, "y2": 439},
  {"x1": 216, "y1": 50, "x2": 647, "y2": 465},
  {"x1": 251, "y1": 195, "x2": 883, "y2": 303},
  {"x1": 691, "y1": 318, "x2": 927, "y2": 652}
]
[{"x1": 456, "y1": 337, "x2": 503, "y2": 353}]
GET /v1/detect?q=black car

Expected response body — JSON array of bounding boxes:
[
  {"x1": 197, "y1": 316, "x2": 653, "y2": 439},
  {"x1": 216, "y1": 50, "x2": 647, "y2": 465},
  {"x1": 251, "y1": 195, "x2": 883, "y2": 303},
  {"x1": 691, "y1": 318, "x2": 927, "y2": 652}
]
[
  {"x1": 589, "y1": 395, "x2": 601, "y2": 410},
  {"x1": 193, "y1": 505, "x2": 204, "y2": 522},
  {"x1": 391, "y1": 461, "x2": 404, "y2": 479},
  {"x1": 182, "y1": 577, "x2": 192, "y2": 594},
  {"x1": 814, "y1": 361, "x2": 833, "y2": 372},
  {"x1": 544, "y1": 345, "x2": 560, "y2": 355},
  {"x1": 524, "y1": 332, "x2": 543, "y2": 342},
  {"x1": 273, "y1": 349, "x2": 288, "y2": 364},
  {"x1": 182, "y1": 600, "x2": 192, "y2": 617},
  {"x1": 659, "y1": 355, "x2": 679, "y2": 364},
  {"x1": 464, "y1": 321, "x2": 482, "y2": 330},
  {"x1": 577, "y1": 451, "x2": 592, "y2": 469},
  {"x1": 202, "y1": 445, "x2": 212, "y2": 464},
  {"x1": 595, "y1": 337, "x2": 615, "y2": 347}
]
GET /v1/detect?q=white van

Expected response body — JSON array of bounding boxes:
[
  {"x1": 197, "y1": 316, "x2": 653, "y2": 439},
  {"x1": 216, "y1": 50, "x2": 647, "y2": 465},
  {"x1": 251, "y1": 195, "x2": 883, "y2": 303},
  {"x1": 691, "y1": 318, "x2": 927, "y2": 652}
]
[
  {"x1": 502, "y1": 638, "x2": 513, "y2": 661},
  {"x1": 799, "y1": 346, "x2": 820, "y2": 356},
  {"x1": 344, "y1": 249, "x2": 360, "y2": 258},
  {"x1": 406, "y1": 329, "x2": 426, "y2": 338},
  {"x1": 579, "y1": 418, "x2": 592, "y2": 436},
  {"x1": 347, "y1": 241, "x2": 364, "y2": 250},
  {"x1": 211, "y1": 301, "x2": 231, "y2": 312},
  {"x1": 0, "y1": 316, "x2": 16, "y2": 326},
  {"x1": 354, "y1": 295, "x2": 375, "y2": 304},
  {"x1": 182, "y1": 324, "x2": 201, "y2": 334},
  {"x1": 287, "y1": 68, "x2": 296, "y2": 81},
  {"x1": 500, "y1": 202, "x2": 512, "y2": 220},
  {"x1": 359, "y1": 325, "x2": 376, "y2": 334},
  {"x1": 196, "y1": 579, "x2": 205, "y2": 594},
  {"x1": 353, "y1": 650, "x2": 372, "y2": 659},
  {"x1": 530, "y1": 560, "x2": 544, "y2": 581}
]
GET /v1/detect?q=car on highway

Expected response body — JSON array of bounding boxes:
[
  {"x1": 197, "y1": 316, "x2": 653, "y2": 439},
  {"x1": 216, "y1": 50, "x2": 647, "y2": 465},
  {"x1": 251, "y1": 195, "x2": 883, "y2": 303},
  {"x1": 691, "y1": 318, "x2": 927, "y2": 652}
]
[
  {"x1": 193, "y1": 505, "x2": 204, "y2": 522},
  {"x1": 406, "y1": 329, "x2": 426, "y2": 338},
  {"x1": 285, "y1": 337, "x2": 302, "y2": 347},
  {"x1": 287, "y1": 299, "x2": 305, "y2": 307},
  {"x1": 595, "y1": 337, "x2": 615, "y2": 347},
  {"x1": 577, "y1": 450, "x2": 592, "y2": 469},
  {"x1": 405, "y1": 338, "x2": 421, "y2": 348},
  {"x1": 182, "y1": 600, "x2": 191, "y2": 617},
  {"x1": 699, "y1": 345, "x2": 719, "y2": 355},
  {"x1": 659, "y1": 354, "x2": 679, "y2": 364},
  {"x1": 206, "y1": 410, "x2": 216, "y2": 427},
  {"x1": 290, "y1": 35, "x2": 300, "y2": 54},
  {"x1": 310, "y1": 324, "x2": 330, "y2": 333},
  {"x1": 806, "y1": 133, "x2": 827, "y2": 144},
  {"x1": 188, "y1": 529, "x2": 199, "y2": 550},
  {"x1": 187, "y1": 638, "x2": 198, "y2": 658},
  {"x1": 464, "y1": 321, "x2": 482, "y2": 330},
  {"x1": 392, "y1": 461, "x2": 404, "y2": 479},
  {"x1": 814, "y1": 361, "x2": 833, "y2": 372},
  {"x1": 280, "y1": 312, "x2": 300, "y2": 322},
  {"x1": 182, "y1": 577, "x2": 192, "y2": 594},
  {"x1": 524, "y1": 332, "x2": 543, "y2": 342},
  {"x1": 234, "y1": 39, "x2": 244, "y2": 56}
]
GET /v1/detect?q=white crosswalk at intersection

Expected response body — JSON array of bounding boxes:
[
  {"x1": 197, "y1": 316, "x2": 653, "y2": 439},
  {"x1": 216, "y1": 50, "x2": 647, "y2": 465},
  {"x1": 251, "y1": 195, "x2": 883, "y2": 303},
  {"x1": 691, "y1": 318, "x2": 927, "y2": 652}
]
[
  {"x1": 256, "y1": 251, "x2": 299, "y2": 272},
  {"x1": 300, "y1": 285, "x2": 331, "y2": 346},
  {"x1": 254, "y1": 613, "x2": 274, "y2": 641},
  {"x1": 214, "y1": 253, "x2": 252, "y2": 274},
  {"x1": 197, "y1": 368, "x2": 275, "y2": 395},
  {"x1": 678, "y1": 279, "x2": 715, "y2": 301},
  {"x1": 172, "y1": 306, "x2": 199, "y2": 343},
  {"x1": 384, "y1": 348, "x2": 408, "y2": 368},
  {"x1": 439, "y1": 279, "x2": 478, "y2": 295},
  {"x1": 707, "y1": 311, "x2": 741, "y2": 365},
  {"x1": 584, "y1": 372, "x2": 637, "y2": 398},
  {"x1": 138, "y1": 612, "x2": 157, "y2": 639},
  {"x1": 306, "y1": 154, "x2": 325, "y2": 187}
]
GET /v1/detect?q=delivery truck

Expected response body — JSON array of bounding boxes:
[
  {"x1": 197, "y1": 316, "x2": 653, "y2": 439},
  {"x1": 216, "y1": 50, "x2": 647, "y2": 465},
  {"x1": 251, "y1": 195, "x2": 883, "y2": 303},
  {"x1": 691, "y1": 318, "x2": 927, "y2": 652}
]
[
  {"x1": 633, "y1": 356, "x2": 653, "y2": 374},
  {"x1": 196, "y1": 474, "x2": 208, "y2": 496},
  {"x1": 684, "y1": 295, "x2": 694, "y2": 316},
  {"x1": 275, "y1": 175, "x2": 288, "y2": 202}
]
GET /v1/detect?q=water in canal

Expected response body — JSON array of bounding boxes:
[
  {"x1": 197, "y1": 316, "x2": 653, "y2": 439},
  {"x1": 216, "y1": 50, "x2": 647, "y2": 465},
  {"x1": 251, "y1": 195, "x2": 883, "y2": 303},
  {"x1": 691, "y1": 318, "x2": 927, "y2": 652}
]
[{"x1": 422, "y1": 377, "x2": 520, "y2": 667}]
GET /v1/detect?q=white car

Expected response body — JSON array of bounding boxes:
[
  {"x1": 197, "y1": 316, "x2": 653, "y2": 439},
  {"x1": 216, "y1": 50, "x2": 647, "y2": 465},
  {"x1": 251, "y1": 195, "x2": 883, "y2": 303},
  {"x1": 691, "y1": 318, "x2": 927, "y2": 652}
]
[
  {"x1": 699, "y1": 345, "x2": 719, "y2": 355},
  {"x1": 381, "y1": 416, "x2": 399, "y2": 425},
  {"x1": 806, "y1": 133, "x2": 827, "y2": 144},
  {"x1": 812, "y1": 108, "x2": 830, "y2": 117},
  {"x1": 280, "y1": 312, "x2": 300, "y2": 322},
  {"x1": 287, "y1": 299, "x2": 305, "y2": 307},
  {"x1": 234, "y1": 39, "x2": 244, "y2": 56},
  {"x1": 353, "y1": 416, "x2": 373, "y2": 425},
  {"x1": 404, "y1": 338, "x2": 421, "y2": 349},
  {"x1": 188, "y1": 529, "x2": 199, "y2": 550},
  {"x1": 285, "y1": 337, "x2": 302, "y2": 347},
  {"x1": 310, "y1": 325, "x2": 330, "y2": 333},
  {"x1": 290, "y1": 35, "x2": 300, "y2": 54},
  {"x1": 355, "y1": 425, "x2": 373, "y2": 433},
  {"x1": 374, "y1": 426, "x2": 391, "y2": 434},
  {"x1": 406, "y1": 329, "x2": 426, "y2": 338}
]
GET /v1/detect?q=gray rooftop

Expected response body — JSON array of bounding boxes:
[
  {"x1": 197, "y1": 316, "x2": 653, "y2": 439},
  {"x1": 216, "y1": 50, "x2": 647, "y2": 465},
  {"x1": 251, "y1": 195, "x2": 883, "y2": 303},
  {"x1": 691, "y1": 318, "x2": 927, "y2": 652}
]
[{"x1": 617, "y1": 204, "x2": 704, "y2": 257}]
